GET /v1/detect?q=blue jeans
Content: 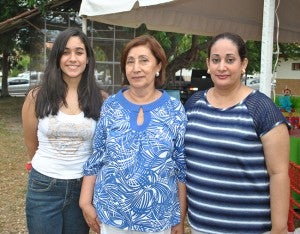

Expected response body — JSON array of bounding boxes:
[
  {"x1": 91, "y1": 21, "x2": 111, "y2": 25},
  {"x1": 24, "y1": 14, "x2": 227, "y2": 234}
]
[{"x1": 26, "y1": 168, "x2": 89, "y2": 234}]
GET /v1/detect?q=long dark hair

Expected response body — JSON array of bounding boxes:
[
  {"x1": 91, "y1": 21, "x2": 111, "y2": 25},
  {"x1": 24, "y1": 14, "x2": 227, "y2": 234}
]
[{"x1": 35, "y1": 27, "x2": 103, "y2": 121}]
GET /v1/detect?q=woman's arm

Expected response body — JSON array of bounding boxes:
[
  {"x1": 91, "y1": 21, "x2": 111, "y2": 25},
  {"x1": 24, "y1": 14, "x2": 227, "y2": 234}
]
[
  {"x1": 261, "y1": 123, "x2": 290, "y2": 233},
  {"x1": 22, "y1": 90, "x2": 38, "y2": 160},
  {"x1": 79, "y1": 175, "x2": 101, "y2": 233},
  {"x1": 172, "y1": 103, "x2": 187, "y2": 234},
  {"x1": 172, "y1": 181, "x2": 187, "y2": 234}
]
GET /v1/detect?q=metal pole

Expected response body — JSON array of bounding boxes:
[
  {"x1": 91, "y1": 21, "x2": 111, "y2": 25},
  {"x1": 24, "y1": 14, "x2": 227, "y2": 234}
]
[
  {"x1": 259, "y1": 0, "x2": 275, "y2": 97},
  {"x1": 112, "y1": 25, "x2": 116, "y2": 94},
  {"x1": 82, "y1": 16, "x2": 87, "y2": 34}
]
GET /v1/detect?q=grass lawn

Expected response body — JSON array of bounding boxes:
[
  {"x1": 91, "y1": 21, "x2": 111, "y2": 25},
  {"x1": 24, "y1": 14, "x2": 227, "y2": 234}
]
[{"x1": 0, "y1": 96, "x2": 28, "y2": 233}]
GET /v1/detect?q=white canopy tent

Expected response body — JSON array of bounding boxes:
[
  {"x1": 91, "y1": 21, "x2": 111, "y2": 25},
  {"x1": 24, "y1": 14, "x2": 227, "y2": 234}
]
[{"x1": 79, "y1": 0, "x2": 300, "y2": 97}]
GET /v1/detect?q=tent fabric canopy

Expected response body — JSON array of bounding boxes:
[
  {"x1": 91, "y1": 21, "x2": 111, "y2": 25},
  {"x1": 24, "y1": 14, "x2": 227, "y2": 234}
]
[
  {"x1": 79, "y1": 0, "x2": 174, "y2": 16},
  {"x1": 79, "y1": 0, "x2": 300, "y2": 97},
  {"x1": 79, "y1": 0, "x2": 300, "y2": 43}
]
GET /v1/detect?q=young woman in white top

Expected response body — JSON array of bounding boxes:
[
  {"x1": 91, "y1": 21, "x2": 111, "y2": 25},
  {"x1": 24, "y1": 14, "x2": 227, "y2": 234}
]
[{"x1": 22, "y1": 27, "x2": 104, "y2": 234}]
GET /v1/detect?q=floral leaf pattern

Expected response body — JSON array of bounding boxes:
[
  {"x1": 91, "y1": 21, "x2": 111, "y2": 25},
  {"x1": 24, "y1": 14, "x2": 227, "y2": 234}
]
[{"x1": 83, "y1": 89, "x2": 187, "y2": 232}]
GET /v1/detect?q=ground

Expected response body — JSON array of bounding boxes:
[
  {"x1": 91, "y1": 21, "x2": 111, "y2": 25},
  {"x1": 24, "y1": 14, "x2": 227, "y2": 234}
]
[{"x1": 0, "y1": 97, "x2": 28, "y2": 233}]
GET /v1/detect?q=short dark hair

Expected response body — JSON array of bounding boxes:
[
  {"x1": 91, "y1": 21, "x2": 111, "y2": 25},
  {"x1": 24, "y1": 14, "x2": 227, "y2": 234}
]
[
  {"x1": 120, "y1": 34, "x2": 167, "y2": 88},
  {"x1": 207, "y1": 32, "x2": 248, "y2": 62}
]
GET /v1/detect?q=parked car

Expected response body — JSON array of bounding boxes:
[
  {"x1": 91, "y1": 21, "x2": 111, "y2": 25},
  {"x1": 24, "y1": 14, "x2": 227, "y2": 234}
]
[
  {"x1": 18, "y1": 71, "x2": 44, "y2": 87},
  {"x1": 246, "y1": 78, "x2": 260, "y2": 90},
  {"x1": 0, "y1": 77, "x2": 30, "y2": 97},
  {"x1": 0, "y1": 71, "x2": 44, "y2": 97}
]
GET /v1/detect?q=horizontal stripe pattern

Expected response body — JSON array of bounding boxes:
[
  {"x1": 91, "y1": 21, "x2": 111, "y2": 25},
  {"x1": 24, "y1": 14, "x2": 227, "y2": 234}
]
[{"x1": 184, "y1": 90, "x2": 287, "y2": 233}]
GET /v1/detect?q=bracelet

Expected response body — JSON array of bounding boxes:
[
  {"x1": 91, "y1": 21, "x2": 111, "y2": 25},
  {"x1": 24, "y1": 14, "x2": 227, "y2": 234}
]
[{"x1": 26, "y1": 161, "x2": 32, "y2": 171}]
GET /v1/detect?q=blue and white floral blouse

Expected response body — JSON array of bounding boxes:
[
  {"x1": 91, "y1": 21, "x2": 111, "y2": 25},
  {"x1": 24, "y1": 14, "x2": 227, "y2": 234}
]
[{"x1": 83, "y1": 89, "x2": 187, "y2": 232}]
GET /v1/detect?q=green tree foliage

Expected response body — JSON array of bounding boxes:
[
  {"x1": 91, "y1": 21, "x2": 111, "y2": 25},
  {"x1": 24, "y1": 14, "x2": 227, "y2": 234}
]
[
  {"x1": 246, "y1": 40, "x2": 262, "y2": 74},
  {"x1": 0, "y1": 0, "x2": 30, "y2": 96},
  {"x1": 278, "y1": 43, "x2": 300, "y2": 61},
  {"x1": 0, "y1": 0, "x2": 81, "y2": 97},
  {"x1": 1, "y1": 0, "x2": 299, "y2": 97},
  {"x1": 134, "y1": 24, "x2": 300, "y2": 86},
  {"x1": 135, "y1": 25, "x2": 210, "y2": 87},
  {"x1": 10, "y1": 54, "x2": 30, "y2": 76}
]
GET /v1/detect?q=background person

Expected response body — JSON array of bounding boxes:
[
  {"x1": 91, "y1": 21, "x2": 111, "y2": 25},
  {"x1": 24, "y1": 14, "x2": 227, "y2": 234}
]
[
  {"x1": 79, "y1": 34, "x2": 187, "y2": 234},
  {"x1": 22, "y1": 27, "x2": 103, "y2": 234},
  {"x1": 184, "y1": 32, "x2": 290, "y2": 234}
]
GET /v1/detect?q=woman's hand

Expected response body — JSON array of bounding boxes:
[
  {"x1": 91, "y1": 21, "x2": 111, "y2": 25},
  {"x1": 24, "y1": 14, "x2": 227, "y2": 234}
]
[
  {"x1": 81, "y1": 203, "x2": 101, "y2": 233},
  {"x1": 171, "y1": 222, "x2": 185, "y2": 234},
  {"x1": 79, "y1": 175, "x2": 99, "y2": 232}
]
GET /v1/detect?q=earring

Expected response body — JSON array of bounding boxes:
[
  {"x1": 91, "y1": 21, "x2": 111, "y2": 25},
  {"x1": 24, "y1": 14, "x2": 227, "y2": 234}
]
[
  {"x1": 207, "y1": 69, "x2": 210, "y2": 74},
  {"x1": 155, "y1": 72, "x2": 159, "y2": 77}
]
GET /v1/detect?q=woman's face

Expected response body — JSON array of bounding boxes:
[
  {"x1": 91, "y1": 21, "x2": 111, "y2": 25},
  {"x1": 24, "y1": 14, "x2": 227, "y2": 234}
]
[
  {"x1": 125, "y1": 45, "x2": 161, "y2": 90},
  {"x1": 60, "y1": 36, "x2": 88, "y2": 81},
  {"x1": 207, "y1": 38, "x2": 248, "y2": 89}
]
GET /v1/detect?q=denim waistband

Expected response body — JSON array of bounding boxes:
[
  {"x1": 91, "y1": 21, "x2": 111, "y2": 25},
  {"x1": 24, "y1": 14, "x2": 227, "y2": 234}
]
[{"x1": 30, "y1": 167, "x2": 83, "y2": 183}]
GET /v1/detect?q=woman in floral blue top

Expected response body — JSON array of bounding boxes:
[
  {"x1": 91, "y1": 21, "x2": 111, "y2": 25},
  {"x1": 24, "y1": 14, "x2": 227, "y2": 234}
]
[{"x1": 79, "y1": 35, "x2": 187, "y2": 234}]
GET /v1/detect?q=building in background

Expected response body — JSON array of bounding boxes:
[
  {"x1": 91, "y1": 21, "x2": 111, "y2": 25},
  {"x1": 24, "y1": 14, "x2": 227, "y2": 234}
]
[
  {"x1": 275, "y1": 59, "x2": 300, "y2": 96},
  {"x1": 26, "y1": 12, "x2": 136, "y2": 96}
]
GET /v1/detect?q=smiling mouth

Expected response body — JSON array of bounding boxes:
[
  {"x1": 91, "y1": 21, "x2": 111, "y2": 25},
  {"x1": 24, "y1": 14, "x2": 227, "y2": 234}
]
[
  {"x1": 217, "y1": 75, "x2": 229, "y2": 79},
  {"x1": 132, "y1": 76, "x2": 143, "y2": 79},
  {"x1": 67, "y1": 65, "x2": 79, "y2": 69}
]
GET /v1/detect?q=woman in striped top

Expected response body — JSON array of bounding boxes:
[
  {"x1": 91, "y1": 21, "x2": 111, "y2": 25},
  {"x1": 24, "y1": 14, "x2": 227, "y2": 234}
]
[{"x1": 184, "y1": 32, "x2": 290, "y2": 234}]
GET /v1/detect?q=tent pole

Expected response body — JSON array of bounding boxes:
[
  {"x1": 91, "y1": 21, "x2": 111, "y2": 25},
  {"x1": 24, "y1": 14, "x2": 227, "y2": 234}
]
[
  {"x1": 259, "y1": 0, "x2": 275, "y2": 97},
  {"x1": 82, "y1": 16, "x2": 87, "y2": 34}
]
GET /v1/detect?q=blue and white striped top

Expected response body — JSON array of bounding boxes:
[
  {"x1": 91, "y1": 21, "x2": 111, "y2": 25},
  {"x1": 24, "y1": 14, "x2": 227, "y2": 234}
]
[
  {"x1": 184, "y1": 90, "x2": 288, "y2": 234},
  {"x1": 83, "y1": 89, "x2": 187, "y2": 232}
]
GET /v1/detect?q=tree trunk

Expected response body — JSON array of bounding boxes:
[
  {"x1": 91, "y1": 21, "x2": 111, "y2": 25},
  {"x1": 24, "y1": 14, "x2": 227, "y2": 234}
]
[
  {"x1": 1, "y1": 50, "x2": 10, "y2": 97},
  {"x1": 165, "y1": 35, "x2": 207, "y2": 88}
]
